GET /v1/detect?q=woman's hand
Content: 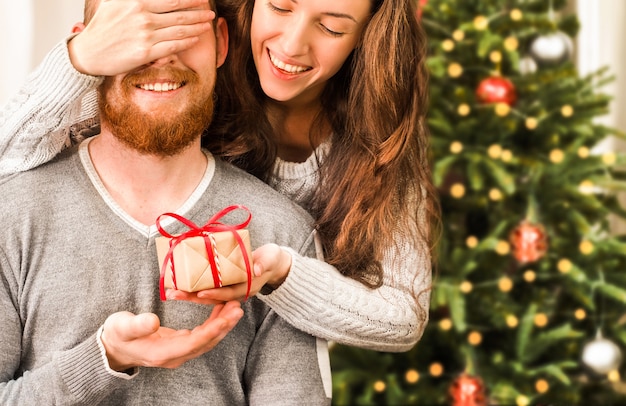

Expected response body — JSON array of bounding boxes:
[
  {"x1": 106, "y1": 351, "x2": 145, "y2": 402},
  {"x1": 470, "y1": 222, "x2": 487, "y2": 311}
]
[
  {"x1": 166, "y1": 244, "x2": 293, "y2": 304},
  {"x1": 69, "y1": 0, "x2": 216, "y2": 76}
]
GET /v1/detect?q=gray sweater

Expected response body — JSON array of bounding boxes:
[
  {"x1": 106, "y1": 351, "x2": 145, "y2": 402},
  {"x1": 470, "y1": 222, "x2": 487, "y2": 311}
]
[{"x1": 0, "y1": 141, "x2": 330, "y2": 405}]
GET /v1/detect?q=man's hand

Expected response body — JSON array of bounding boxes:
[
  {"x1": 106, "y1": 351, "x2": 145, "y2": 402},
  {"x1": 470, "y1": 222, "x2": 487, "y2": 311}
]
[
  {"x1": 166, "y1": 244, "x2": 293, "y2": 304},
  {"x1": 100, "y1": 300, "x2": 243, "y2": 371},
  {"x1": 69, "y1": 0, "x2": 216, "y2": 76}
]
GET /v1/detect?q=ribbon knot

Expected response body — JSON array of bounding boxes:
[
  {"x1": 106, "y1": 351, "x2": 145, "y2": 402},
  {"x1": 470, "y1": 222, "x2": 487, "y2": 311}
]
[{"x1": 156, "y1": 205, "x2": 253, "y2": 301}]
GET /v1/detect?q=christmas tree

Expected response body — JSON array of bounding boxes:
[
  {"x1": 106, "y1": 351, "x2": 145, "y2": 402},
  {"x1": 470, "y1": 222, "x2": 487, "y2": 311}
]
[{"x1": 331, "y1": 0, "x2": 626, "y2": 404}]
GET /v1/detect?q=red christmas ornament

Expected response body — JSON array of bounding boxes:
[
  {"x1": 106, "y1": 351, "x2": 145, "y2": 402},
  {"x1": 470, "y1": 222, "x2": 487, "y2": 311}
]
[
  {"x1": 509, "y1": 220, "x2": 548, "y2": 264},
  {"x1": 475, "y1": 76, "x2": 517, "y2": 106},
  {"x1": 449, "y1": 373, "x2": 487, "y2": 406},
  {"x1": 417, "y1": 0, "x2": 428, "y2": 19}
]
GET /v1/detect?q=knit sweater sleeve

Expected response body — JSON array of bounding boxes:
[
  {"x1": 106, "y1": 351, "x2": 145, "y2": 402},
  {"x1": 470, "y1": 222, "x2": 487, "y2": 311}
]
[
  {"x1": 0, "y1": 37, "x2": 101, "y2": 176},
  {"x1": 259, "y1": 232, "x2": 431, "y2": 353},
  {"x1": 0, "y1": 253, "x2": 130, "y2": 404}
]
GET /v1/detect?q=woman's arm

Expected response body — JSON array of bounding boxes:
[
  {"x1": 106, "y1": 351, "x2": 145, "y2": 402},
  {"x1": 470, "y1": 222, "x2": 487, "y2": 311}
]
[
  {"x1": 260, "y1": 238, "x2": 431, "y2": 352},
  {"x1": 0, "y1": 38, "x2": 101, "y2": 176},
  {"x1": 0, "y1": 0, "x2": 215, "y2": 177}
]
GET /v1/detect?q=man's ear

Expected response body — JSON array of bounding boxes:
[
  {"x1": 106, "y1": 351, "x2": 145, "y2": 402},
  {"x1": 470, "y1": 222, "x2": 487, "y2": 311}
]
[
  {"x1": 71, "y1": 22, "x2": 86, "y2": 34},
  {"x1": 215, "y1": 17, "x2": 229, "y2": 68}
]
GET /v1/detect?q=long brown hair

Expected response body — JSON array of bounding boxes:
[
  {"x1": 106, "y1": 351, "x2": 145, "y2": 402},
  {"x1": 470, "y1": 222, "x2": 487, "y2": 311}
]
[{"x1": 207, "y1": 0, "x2": 440, "y2": 291}]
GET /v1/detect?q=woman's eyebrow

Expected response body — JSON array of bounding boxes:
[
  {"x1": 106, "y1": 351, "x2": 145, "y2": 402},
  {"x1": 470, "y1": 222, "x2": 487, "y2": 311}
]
[{"x1": 322, "y1": 12, "x2": 358, "y2": 23}]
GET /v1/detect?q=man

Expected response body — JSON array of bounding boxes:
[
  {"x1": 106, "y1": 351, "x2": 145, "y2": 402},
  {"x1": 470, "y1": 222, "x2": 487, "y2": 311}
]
[{"x1": 0, "y1": 0, "x2": 329, "y2": 404}]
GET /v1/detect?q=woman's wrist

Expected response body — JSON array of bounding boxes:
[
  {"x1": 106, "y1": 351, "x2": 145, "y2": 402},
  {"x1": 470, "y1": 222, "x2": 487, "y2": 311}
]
[{"x1": 266, "y1": 248, "x2": 292, "y2": 289}]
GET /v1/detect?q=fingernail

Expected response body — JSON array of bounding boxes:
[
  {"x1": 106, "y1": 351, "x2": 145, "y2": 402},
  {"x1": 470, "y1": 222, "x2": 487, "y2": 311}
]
[{"x1": 254, "y1": 264, "x2": 262, "y2": 277}]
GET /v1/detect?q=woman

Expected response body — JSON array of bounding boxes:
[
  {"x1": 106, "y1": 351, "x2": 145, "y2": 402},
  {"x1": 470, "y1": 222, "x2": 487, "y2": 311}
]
[{"x1": 0, "y1": 0, "x2": 438, "y2": 352}]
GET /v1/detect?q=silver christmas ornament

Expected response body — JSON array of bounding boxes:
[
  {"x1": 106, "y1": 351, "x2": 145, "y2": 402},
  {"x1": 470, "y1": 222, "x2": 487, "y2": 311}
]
[
  {"x1": 528, "y1": 31, "x2": 573, "y2": 65},
  {"x1": 519, "y1": 55, "x2": 538, "y2": 75},
  {"x1": 581, "y1": 331, "x2": 623, "y2": 375}
]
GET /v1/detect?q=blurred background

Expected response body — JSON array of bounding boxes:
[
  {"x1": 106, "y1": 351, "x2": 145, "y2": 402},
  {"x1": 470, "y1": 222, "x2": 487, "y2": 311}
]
[{"x1": 4, "y1": 0, "x2": 626, "y2": 405}]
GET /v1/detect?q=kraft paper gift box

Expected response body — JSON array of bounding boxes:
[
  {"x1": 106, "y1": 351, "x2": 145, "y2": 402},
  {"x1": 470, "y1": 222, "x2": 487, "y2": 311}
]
[
  {"x1": 155, "y1": 206, "x2": 254, "y2": 301},
  {"x1": 156, "y1": 229, "x2": 253, "y2": 294}
]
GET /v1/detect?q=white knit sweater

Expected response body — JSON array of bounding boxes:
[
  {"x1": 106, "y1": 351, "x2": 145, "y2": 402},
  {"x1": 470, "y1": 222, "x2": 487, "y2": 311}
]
[{"x1": 0, "y1": 38, "x2": 431, "y2": 352}]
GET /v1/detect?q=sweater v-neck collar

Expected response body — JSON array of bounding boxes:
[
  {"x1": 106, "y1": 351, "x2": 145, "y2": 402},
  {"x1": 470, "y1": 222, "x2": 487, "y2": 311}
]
[{"x1": 78, "y1": 137, "x2": 216, "y2": 238}]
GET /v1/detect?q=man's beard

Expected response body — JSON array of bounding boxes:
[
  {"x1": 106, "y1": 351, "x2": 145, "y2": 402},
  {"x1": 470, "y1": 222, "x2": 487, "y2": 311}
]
[{"x1": 98, "y1": 67, "x2": 214, "y2": 157}]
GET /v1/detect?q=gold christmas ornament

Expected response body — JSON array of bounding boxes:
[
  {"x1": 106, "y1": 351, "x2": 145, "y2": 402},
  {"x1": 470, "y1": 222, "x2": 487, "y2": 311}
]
[{"x1": 495, "y1": 103, "x2": 511, "y2": 116}]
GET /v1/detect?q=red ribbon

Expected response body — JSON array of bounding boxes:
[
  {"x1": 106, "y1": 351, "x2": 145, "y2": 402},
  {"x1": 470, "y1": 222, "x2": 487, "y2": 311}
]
[{"x1": 155, "y1": 205, "x2": 253, "y2": 301}]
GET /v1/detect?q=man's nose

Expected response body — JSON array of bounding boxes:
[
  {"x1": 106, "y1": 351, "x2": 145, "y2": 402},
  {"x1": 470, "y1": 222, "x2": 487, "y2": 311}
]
[{"x1": 150, "y1": 54, "x2": 177, "y2": 67}]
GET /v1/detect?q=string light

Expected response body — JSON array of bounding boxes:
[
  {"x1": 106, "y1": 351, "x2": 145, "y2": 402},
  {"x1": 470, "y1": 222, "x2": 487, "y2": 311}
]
[
  {"x1": 466, "y1": 236, "x2": 479, "y2": 248},
  {"x1": 450, "y1": 141, "x2": 464, "y2": 153},
  {"x1": 406, "y1": 369, "x2": 420, "y2": 384},
  {"x1": 430, "y1": 363, "x2": 444, "y2": 377}
]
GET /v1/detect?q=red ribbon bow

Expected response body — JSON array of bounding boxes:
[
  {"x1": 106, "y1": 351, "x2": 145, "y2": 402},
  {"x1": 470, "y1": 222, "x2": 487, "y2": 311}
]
[{"x1": 155, "y1": 205, "x2": 253, "y2": 301}]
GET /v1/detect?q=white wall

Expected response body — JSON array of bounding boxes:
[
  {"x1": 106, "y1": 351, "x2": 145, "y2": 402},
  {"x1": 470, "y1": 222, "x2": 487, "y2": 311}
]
[
  {"x1": 575, "y1": 0, "x2": 626, "y2": 233},
  {"x1": 576, "y1": 0, "x2": 626, "y2": 146},
  {"x1": 0, "y1": 0, "x2": 83, "y2": 106}
]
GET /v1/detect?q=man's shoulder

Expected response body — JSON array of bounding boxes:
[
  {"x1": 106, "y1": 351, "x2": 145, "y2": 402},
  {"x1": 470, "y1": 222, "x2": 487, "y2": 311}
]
[{"x1": 0, "y1": 147, "x2": 80, "y2": 199}]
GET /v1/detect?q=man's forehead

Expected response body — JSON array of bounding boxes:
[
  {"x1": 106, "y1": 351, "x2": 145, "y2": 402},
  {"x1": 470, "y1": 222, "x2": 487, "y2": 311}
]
[{"x1": 85, "y1": 0, "x2": 217, "y2": 23}]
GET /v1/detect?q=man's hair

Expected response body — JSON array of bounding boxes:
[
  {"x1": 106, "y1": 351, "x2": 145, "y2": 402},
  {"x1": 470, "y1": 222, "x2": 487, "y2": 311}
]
[{"x1": 83, "y1": 0, "x2": 97, "y2": 24}]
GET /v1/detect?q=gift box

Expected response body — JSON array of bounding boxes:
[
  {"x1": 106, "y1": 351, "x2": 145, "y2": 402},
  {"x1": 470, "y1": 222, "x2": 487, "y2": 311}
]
[{"x1": 155, "y1": 206, "x2": 253, "y2": 300}]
